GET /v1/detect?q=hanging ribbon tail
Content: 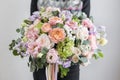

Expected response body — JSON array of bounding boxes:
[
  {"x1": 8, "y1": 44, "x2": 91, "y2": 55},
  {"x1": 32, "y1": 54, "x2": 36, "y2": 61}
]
[
  {"x1": 46, "y1": 64, "x2": 58, "y2": 80},
  {"x1": 46, "y1": 64, "x2": 51, "y2": 80},
  {"x1": 55, "y1": 64, "x2": 58, "y2": 80},
  {"x1": 51, "y1": 64, "x2": 55, "y2": 80}
]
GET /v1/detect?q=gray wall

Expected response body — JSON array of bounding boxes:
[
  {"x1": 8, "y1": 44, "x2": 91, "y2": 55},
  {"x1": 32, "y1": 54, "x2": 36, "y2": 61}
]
[{"x1": 0, "y1": 0, "x2": 120, "y2": 80}]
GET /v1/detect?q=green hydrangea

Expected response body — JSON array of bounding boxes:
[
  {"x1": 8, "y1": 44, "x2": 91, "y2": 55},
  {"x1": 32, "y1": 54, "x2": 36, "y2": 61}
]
[{"x1": 57, "y1": 37, "x2": 74, "y2": 60}]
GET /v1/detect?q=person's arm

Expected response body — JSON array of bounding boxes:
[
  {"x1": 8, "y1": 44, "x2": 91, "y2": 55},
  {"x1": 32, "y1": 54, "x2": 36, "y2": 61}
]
[
  {"x1": 82, "y1": 0, "x2": 90, "y2": 17},
  {"x1": 30, "y1": 0, "x2": 38, "y2": 15}
]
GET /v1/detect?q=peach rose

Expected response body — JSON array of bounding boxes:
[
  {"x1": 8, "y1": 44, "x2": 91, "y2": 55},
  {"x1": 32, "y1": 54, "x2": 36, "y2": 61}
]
[
  {"x1": 41, "y1": 23, "x2": 52, "y2": 32},
  {"x1": 49, "y1": 16, "x2": 63, "y2": 25},
  {"x1": 49, "y1": 28, "x2": 66, "y2": 43}
]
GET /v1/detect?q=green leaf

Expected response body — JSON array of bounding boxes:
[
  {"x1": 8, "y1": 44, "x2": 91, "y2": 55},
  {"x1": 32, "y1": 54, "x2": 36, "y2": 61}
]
[
  {"x1": 35, "y1": 22, "x2": 43, "y2": 29},
  {"x1": 75, "y1": 39, "x2": 81, "y2": 47},
  {"x1": 82, "y1": 40, "x2": 90, "y2": 45},
  {"x1": 20, "y1": 27, "x2": 25, "y2": 35},
  {"x1": 93, "y1": 54, "x2": 99, "y2": 60},
  {"x1": 89, "y1": 16, "x2": 94, "y2": 22},
  {"x1": 56, "y1": 23, "x2": 64, "y2": 28},
  {"x1": 21, "y1": 22, "x2": 28, "y2": 28},
  {"x1": 59, "y1": 65, "x2": 69, "y2": 78},
  {"x1": 16, "y1": 28, "x2": 20, "y2": 33},
  {"x1": 13, "y1": 50, "x2": 19, "y2": 56},
  {"x1": 30, "y1": 63, "x2": 36, "y2": 72},
  {"x1": 24, "y1": 19, "x2": 32, "y2": 25},
  {"x1": 41, "y1": 47, "x2": 49, "y2": 54},
  {"x1": 52, "y1": 11, "x2": 59, "y2": 16},
  {"x1": 98, "y1": 52, "x2": 104, "y2": 58}
]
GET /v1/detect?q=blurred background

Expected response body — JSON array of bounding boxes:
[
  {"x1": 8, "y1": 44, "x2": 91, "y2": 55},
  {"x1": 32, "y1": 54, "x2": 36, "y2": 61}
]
[{"x1": 0, "y1": 0, "x2": 120, "y2": 80}]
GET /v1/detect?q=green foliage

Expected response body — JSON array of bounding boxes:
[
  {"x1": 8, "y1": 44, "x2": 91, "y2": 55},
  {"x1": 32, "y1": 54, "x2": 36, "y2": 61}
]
[
  {"x1": 89, "y1": 16, "x2": 94, "y2": 23},
  {"x1": 13, "y1": 50, "x2": 19, "y2": 56},
  {"x1": 24, "y1": 19, "x2": 32, "y2": 25},
  {"x1": 41, "y1": 47, "x2": 49, "y2": 54},
  {"x1": 74, "y1": 39, "x2": 81, "y2": 47},
  {"x1": 79, "y1": 57, "x2": 88, "y2": 63},
  {"x1": 52, "y1": 11, "x2": 59, "y2": 16},
  {"x1": 9, "y1": 40, "x2": 16, "y2": 50},
  {"x1": 72, "y1": 15, "x2": 81, "y2": 24},
  {"x1": 56, "y1": 23, "x2": 64, "y2": 28},
  {"x1": 93, "y1": 49, "x2": 104, "y2": 60},
  {"x1": 41, "y1": 17, "x2": 49, "y2": 23},
  {"x1": 81, "y1": 40, "x2": 90, "y2": 45},
  {"x1": 16, "y1": 28, "x2": 20, "y2": 33},
  {"x1": 59, "y1": 65, "x2": 69, "y2": 78},
  {"x1": 35, "y1": 22, "x2": 43, "y2": 30}
]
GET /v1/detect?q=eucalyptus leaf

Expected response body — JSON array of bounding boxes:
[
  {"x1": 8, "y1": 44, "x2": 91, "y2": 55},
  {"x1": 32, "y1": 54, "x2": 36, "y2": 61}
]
[
  {"x1": 24, "y1": 19, "x2": 32, "y2": 25},
  {"x1": 41, "y1": 47, "x2": 49, "y2": 54},
  {"x1": 35, "y1": 22, "x2": 43, "y2": 29},
  {"x1": 93, "y1": 54, "x2": 99, "y2": 60},
  {"x1": 13, "y1": 50, "x2": 19, "y2": 56},
  {"x1": 16, "y1": 28, "x2": 20, "y2": 33},
  {"x1": 98, "y1": 52, "x2": 104, "y2": 58},
  {"x1": 56, "y1": 23, "x2": 64, "y2": 28},
  {"x1": 30, "y1": 63, "x2": 36, "y2": 72},
  {"x1": 82, "y1": 40, "x2": 90, "y2": 45},
  {"x1": 79, "y1": 57, "x2": 88, "y2": 63},
  {"x1": 52, "y1": 11, "x2": 59, "y2": 16}
]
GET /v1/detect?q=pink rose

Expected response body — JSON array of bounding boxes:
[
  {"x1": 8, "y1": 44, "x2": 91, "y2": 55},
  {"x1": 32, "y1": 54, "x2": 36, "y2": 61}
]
[
  {"x1": 88, "y1": 34, "x2": 97, "y2": 50},
  {"x1": 65, "y1": 21, "x2": 78, "y2": 30},
  {"x1": 25, "y1": 26, "x2": 39, "y2": 41},
  {"x1": 46, "y1": 49, "x2": 59, "y2": 63},
  {"x1": 27, "y1": 42, "x2": 40, "y2": 57},
  {"x1": 82, "y1": 18, "x2": 94, "y2": 28}
]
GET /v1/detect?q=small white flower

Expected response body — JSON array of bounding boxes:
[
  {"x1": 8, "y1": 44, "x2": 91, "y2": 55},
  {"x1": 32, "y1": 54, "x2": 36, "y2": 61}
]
[
  {"x1": 79, "y1": 45, "x2": 91, "y2": 55},
  {"x1": 37, "y1": 53, "x2": 43, "y2": 58},
  {"x1": 64, "y1": 25, "x2": 76, "y2": 41}
]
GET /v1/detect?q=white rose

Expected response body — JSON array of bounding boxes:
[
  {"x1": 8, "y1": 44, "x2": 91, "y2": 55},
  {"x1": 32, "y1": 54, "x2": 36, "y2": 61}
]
[{"x1": 76, "y1": 26, "x2": 89, "y2": 40}]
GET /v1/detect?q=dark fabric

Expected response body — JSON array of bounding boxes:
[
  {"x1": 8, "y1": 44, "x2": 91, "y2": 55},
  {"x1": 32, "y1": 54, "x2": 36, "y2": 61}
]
[
  {"x1": 81, "y1": 0, "x2": 90, "y2": 17},
  {"x1": 30, "y1": 0, "x2": 38, "y2": 15},
  {"x1": 33, "y1": 64, "x2": 80, "y2": 80}
]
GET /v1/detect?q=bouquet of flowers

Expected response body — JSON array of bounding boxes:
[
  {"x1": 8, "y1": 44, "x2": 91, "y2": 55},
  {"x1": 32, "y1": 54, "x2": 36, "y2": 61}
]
[{"x1": 9, "y1": 7, "x2": 107, "y2": 79}]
